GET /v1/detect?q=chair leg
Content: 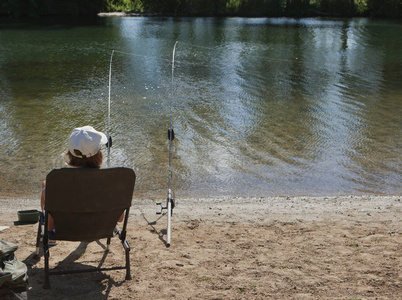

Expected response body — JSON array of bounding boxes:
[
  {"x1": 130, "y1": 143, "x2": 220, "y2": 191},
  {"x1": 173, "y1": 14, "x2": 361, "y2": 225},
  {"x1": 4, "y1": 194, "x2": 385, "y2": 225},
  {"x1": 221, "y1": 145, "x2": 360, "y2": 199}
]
[
  {"x1": 122, "y1": 208, "x2": 131, "y2": 280},
  {"x1": 106, "y1": 237, "x2": 111, "y2": 251},
  {"x1": 125, "y1": 247, "x2": 131, "y2": 280},
  {"x1": 42, "y1": 212, "x2": 51, "y2": 289},
  {"x1": 43, "y1": 247, "x2": 51, "y2": 289},
  {"x1": 35, "y1": 217, "x2": 42, "y2": 255}
]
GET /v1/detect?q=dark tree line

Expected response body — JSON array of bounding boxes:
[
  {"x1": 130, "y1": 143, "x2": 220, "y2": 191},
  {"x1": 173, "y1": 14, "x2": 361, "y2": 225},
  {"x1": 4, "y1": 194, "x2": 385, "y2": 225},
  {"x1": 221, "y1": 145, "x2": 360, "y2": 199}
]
[
  {"x1": 0, "y1": 0, "x2": 104, "y2": 17},
  {"x1": 1, "y1": 0, "x2": 401, "y2": 18}
]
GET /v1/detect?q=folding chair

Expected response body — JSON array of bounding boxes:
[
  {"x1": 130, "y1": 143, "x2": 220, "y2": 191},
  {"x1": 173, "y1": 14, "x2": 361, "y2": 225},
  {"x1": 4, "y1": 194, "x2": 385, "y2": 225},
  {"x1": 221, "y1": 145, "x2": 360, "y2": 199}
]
[{"x1": 35, "y1": 167, "x2": 136, "y2": 289}]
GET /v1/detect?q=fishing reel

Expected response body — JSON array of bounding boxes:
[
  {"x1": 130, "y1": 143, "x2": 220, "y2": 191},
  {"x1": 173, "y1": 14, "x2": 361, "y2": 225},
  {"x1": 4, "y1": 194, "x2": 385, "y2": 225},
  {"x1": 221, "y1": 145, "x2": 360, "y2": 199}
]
[
  {"x1": 156, "y1": 188, "x2": 175, "y2": 216},
  {"x1": 168, "y1": 128, "x2": 175, "y2": 140},
  {"x1": 156, "y1": 197, "x2": 175, "y2": 216},
  {"x1": 106, "y1": 136, "x2": 112, "y2": 148}
]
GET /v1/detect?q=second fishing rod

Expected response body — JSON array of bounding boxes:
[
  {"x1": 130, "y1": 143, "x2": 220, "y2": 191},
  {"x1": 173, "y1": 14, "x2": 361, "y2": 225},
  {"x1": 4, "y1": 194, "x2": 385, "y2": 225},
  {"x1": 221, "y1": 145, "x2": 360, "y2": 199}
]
[
  {"x1": 156, "y1": 41, "x2": 178, "y2": 248},
  {"x1": 108, "y1": 42, "x2": 178, "y2": 248}
]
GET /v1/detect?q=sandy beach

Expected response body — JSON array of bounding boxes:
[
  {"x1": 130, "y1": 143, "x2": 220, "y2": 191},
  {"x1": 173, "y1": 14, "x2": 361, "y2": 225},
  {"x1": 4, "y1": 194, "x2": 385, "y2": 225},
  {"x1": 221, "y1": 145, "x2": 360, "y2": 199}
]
[{"x1": 0, "y1": 195, "x2": 401, "y2": 299}]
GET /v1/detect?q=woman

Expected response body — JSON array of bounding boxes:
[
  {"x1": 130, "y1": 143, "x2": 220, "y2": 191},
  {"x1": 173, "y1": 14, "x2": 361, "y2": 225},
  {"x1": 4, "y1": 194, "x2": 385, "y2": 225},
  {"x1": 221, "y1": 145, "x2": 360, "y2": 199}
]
[{"x1": 40, "y1": 126, "x2": 123, "y2": 240}]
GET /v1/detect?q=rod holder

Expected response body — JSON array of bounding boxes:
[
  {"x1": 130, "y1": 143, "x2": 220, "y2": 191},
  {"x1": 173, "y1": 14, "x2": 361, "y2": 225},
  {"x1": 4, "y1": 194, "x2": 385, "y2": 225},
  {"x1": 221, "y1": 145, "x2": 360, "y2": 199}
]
[
  {"x1": 156, "y1": 198, "x2": 174, "y2": 215},
  {"x1": 156, "y1": 202, "x2": 167, "y2": 214}
]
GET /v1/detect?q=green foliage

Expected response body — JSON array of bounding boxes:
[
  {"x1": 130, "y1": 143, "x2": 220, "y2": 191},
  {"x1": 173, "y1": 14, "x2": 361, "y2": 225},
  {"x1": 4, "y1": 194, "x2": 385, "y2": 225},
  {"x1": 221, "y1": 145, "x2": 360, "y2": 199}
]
[
  {"x1": 354, "y1": 0, "x2": 368, "y2": 15},
  {"x1": 0, "y1": 0, "x2": 105, "y2": 17},
  {"x1": 1, "y1": 0, "x2": 38, "y2": 17},
  {"x1": 367, "y1": 0, "x2": 402, "y2": 18},
  {"x1": 0, "y1": 0, "x2": 401, "y2": 18},
  {"x1": 104, "y1": 0, "x2": 143, "y2": 12},
  {"x1": 312, "y1": 0, "x2": 402, "y2": 17},
  {"x1": 314, "y1": 0, "x2": 357, "y2": 16},
  {"x1": 226, "y1": 0, "x2": 284, "y2": 16},
  {"x1": 285, "y1": 0, "x2": 312, "y2": 16},
  {"x1": 38, "y1": 0, "x2": 105, "y2": 16}
]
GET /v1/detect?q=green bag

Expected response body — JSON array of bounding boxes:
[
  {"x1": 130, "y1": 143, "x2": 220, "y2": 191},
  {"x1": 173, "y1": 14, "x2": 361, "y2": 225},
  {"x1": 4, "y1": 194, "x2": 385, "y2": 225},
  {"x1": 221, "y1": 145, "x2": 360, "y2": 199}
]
[{"x1": 0, "y1": 240, "x2": 28, "y2": 289}]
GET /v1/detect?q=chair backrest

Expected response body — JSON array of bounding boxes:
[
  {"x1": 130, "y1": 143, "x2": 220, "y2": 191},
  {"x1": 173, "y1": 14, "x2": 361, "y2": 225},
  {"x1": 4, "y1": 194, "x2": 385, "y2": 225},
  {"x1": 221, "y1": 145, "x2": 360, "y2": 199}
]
[{"x1": 45, "y1": 167, "x2": 136, "y2": 241}]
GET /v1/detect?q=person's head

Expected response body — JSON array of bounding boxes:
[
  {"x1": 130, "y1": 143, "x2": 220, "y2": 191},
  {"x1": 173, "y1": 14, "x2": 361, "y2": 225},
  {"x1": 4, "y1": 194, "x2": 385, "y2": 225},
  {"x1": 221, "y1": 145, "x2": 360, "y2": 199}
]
[{"x1": 66, "y1": 126, "x2": 107, "y2": 168}]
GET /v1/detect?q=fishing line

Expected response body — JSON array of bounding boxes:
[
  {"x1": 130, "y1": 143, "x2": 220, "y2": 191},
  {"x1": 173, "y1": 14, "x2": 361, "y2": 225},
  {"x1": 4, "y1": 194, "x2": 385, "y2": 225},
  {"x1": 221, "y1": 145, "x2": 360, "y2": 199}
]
[
  {"x1": 112, "y1": 49, "x2": 172, "y2": 64},
  {"x1": 173, "y1": 41, "x2": 332, "y2": 73},
  {"x1": 106, "y1": 42, "x2": 311, "y2": 169},
  {"x1": 111, "y1": 39, "x2": 334, "y2": 77},
  {"x1": 106, "y1": 48, "x2": 174, "y2": 170},
  {"x1": 110, "y1": 43, "x2": 312, "y2": 76}
]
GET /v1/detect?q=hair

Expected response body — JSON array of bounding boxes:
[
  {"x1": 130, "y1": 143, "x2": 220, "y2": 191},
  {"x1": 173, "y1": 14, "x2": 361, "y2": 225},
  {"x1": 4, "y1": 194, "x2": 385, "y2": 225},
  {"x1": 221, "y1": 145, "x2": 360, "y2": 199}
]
[{"x1": 66, "y1": 150, "x2": 103, "y2": 169}]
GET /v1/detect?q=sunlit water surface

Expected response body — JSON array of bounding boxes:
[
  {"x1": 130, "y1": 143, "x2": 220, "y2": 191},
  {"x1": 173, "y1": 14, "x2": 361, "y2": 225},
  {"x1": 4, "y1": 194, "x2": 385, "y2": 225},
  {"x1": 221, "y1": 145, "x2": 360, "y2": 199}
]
[{"x1": 0, "y1": 17, "x2": 401, "y2": 199}]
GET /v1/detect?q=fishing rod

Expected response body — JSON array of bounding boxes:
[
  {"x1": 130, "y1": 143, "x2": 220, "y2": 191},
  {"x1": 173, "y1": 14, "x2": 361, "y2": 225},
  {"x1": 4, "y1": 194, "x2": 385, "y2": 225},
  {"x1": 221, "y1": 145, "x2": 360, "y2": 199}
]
[
  {"x1": 156, "y1": 41, "x2": 178, "y2": 247},
  {"x1": 107, "y1": 50, "x2": 115, "y2": 168},
  {"x1": 108, "y1": 44, "x2": 177, "y2": 247}
]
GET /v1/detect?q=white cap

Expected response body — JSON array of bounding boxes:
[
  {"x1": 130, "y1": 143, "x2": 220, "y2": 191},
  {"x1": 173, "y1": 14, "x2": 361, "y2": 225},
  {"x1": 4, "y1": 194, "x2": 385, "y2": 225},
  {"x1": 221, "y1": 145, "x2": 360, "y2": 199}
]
[{"x1": 68, "y1": 126, "x2": 107, "y2": 158}]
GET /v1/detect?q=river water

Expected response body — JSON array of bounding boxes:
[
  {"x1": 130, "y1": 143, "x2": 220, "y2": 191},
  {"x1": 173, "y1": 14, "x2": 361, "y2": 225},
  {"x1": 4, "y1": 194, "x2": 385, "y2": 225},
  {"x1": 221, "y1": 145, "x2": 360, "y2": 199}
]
[{"x1": 0, "y1": 17, "x2": 401, "y2": 198}]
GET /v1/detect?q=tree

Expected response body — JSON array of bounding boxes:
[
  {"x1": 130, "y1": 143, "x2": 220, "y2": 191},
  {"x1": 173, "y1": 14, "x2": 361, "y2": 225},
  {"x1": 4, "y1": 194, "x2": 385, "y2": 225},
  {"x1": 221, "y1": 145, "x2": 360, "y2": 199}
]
[{"x1": 367, "y1": 0, "x2": 402, "y2": 18}]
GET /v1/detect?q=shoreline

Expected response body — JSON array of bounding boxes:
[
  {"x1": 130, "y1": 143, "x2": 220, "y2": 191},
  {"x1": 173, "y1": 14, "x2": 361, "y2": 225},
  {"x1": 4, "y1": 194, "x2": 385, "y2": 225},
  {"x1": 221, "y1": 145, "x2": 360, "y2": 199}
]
[{"x1": 1, "y1": 194, "x2": 401, "y2": 223}]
